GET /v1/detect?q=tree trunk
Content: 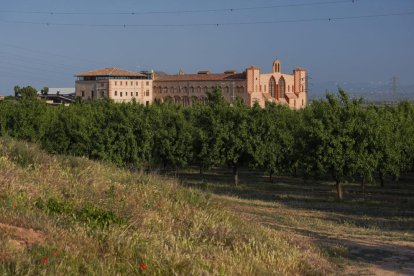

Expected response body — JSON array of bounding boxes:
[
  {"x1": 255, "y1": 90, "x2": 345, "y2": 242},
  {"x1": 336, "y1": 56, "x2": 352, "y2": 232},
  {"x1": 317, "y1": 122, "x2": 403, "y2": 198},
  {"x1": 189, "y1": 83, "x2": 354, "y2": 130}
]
[
  {"x1": 379, "y1": 171, "x2": 385, "y2": 188},
  {"x1": 163, "y1": 162, "x2": 167, "y2": 175},
  {"x1": 294, "y1": 166, "x2": 298, "y2": 177},
  {"x1": 270, "y1": 169, "x2": 274, "y2": 183},
  {"x1": 361, "y1": 178, "x2": 366, "y2": 194},
  {"x1": 336, "y1": 179, "x2": 343, "y2": 202},
  {"x1": 199, "y1": 165, "x2": 203, "y2": 174},
  {"x1": 233, "y1": 164, "x2": 238, "y2": 186}
]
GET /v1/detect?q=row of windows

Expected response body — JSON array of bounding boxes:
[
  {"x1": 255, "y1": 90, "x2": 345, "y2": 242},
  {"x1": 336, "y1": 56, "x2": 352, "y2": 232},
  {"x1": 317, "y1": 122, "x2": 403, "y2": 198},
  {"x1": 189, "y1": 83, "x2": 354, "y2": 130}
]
[
  {"x1": 153, "y1": 86, "x2": 245, "y2": 94},
  {"x1": 260, "y1": 84, "x2": 294, "y2": 93},
  {"x1": 114, "y1": 91, "x2": 150, "y2": 97},
  {"x1": 114, "y1": 81, "x2": 150, "y2": 86}
]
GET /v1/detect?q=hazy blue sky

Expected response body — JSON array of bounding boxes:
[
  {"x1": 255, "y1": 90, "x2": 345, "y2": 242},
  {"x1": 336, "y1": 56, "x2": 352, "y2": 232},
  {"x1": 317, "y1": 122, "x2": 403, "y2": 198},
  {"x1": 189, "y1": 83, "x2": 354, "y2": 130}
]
[{"x1": 0, "y1": 0, "x2": 413, "y2": 95}]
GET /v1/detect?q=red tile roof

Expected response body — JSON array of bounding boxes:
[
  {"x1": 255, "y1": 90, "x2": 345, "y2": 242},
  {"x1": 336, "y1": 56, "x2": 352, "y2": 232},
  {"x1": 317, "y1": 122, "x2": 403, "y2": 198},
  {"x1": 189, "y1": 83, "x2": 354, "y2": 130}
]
[
  {"x1": 294, "y1": 68, "x2": 306, "y2": 71},
  {"x1": 74, "y1": 68, "x2": 145, "y2": 77},
  {"x1": 246, "y1": 65, "x2": 260, "y2": 70},
  {"x1": 154, "y1": 73, "x2": 246, "y2": 82}
]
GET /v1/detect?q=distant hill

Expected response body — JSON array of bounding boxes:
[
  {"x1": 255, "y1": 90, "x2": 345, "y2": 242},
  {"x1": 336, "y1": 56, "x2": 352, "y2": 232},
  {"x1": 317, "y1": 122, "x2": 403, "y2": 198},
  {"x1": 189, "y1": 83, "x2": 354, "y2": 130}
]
[{"x1": 310, "y1": 82, "x2": 414, "y2": 103}]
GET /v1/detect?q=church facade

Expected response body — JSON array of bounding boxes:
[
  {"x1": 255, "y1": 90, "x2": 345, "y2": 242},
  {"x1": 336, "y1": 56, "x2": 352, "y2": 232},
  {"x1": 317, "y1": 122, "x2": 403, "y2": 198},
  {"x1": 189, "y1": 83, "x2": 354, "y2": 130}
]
[{"x1": 75, "y1": 60, "x2": 307, "y2": 108}]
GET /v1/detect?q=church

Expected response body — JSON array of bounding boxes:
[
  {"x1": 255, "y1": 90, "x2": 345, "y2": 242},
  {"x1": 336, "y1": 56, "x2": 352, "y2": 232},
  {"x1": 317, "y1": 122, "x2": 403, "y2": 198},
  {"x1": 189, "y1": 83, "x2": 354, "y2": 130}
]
[{"x1": 74, "y1": 60, "x2": 307, "y2": 108}]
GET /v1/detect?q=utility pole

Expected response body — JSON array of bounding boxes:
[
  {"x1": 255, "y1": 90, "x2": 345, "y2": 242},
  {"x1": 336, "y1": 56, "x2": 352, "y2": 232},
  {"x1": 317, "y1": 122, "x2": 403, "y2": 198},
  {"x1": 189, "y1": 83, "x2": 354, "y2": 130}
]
[
  {"x1": 390, "y1": 75, "x2": 399, "y2": 105},
  {"x1": 305, "y1": 75, "x2": 313, "y2": 95}
]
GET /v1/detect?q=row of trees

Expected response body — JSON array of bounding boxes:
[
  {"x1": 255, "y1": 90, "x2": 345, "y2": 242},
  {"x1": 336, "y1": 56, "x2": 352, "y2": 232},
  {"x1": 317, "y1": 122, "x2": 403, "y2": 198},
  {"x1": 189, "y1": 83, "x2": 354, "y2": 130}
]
[
  {"x1": 1, "y1": 87, "x2": 413, "y2": 201},
  {"x1": 13, "y1": 85, "x2": 48, "y2": 98}
]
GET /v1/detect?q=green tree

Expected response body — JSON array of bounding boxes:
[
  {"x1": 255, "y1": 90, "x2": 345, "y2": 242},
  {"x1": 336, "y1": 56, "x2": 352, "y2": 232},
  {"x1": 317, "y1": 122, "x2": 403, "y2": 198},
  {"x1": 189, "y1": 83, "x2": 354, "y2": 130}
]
[
  {"x1": 14, "y1": 85, "x2": 20, "y2": 97},
  {"x1": 41, "y1": 87, "x2": 49, "y2": 95},
  {"x1": 301, "y1": 88, "x2": 360, "y2": 201},
  {"x1": 19, "y1": 86, "x2": 38, "y2": 99}
]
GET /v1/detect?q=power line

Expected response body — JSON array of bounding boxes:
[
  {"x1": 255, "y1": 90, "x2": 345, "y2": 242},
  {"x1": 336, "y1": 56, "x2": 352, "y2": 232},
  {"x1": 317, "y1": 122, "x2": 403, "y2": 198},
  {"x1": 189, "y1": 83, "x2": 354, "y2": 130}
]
[
  {"x1": 0, "y1": 1, "x2": 358, "y2": 15},
  {"x1": 0, "y1": 12, "x2": 412, "y2": 27},
  {"x1": 1, "y1": 60, "x2": 77, "y2": 75},
  {"x1": 0, "y1": 65, "x2": 68, "y2": 80}
]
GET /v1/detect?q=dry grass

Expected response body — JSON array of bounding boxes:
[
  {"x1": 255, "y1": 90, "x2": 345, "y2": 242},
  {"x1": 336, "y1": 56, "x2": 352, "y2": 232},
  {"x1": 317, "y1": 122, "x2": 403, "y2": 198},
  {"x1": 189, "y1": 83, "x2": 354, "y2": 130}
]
[{"x1": 0, "y1": 137, "x2": 334, "y2": 275}]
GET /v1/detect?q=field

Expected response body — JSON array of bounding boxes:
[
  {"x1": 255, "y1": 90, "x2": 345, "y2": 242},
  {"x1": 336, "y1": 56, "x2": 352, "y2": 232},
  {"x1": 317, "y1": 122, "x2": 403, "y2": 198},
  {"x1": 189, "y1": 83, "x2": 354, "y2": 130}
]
[
  {"x1": 0, "y1": 138, "x2": 335, "y2": 275},
  {"x1": 177, "y1": 167, "x2": 414, "y2": 275}
]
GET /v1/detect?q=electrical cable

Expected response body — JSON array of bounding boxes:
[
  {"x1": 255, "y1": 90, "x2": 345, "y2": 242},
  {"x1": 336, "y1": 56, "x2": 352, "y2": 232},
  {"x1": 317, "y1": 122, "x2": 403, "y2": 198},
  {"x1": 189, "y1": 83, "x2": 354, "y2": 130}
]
[
  {"x1": 0, "y1": 0, "x2": 358, "y2": 15},
  {"x1": 0, "y1": 12, "x2": 412, "y2": 27}
]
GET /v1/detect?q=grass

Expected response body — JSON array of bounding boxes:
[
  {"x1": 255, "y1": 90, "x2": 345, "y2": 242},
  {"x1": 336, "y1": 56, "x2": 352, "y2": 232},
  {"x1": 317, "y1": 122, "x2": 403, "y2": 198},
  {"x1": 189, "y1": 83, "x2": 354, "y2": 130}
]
[
  {"x1": 176, "y1": 167, "x2": 414, "y2": 273},
  {"x1": 0, "y1": 137, "x2": 334, "y2": 275}
]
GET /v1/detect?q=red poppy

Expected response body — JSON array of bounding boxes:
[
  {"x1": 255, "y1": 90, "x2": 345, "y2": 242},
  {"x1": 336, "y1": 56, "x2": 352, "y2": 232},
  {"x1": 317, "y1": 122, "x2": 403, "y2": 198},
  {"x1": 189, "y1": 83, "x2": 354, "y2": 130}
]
[
  {"x1": 158, "y1": 204, "x2": 161, "y2": 207},
  {"x1": 13, "y1": 205, "x2": 17, "y2": 208},
  {"x1": 42, "y1": 257, "x2": 47, "y2": 263},
  {"x1": 139, "y1": 193, "x2": 142, "y2": 196},
  {"x1": 178, "y1": 216, "x2": 180, "y2": 218},
  {"x1": 140, "y1": 263, "x2": 147, "y2": 269},
  {"x1": 139, "y1": 205, "x2": 141, "y2": 208},
  {"x1": 53, "y1": 252, "x2": 57, "y2": 256}
]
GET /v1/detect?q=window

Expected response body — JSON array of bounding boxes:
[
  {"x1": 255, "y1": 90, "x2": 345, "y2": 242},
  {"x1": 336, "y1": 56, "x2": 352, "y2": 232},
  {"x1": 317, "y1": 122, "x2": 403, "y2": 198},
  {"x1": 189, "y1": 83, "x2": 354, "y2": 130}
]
[
  {"x1": 146, "y1": 90, "x2": 149, "y2": 96},
  {"x1": 288, "y1": 85, "x2": 290, "y2": 92},
  {"x1": 269, "y1": 77, "x2": 276, "y2": 98},
  {"x1": 264, "y1": 85, "x2": 266, "y2": 92},
  {"x1": 120, "y1": 92, "x2": 123, "y2": 97},
  {"x1": 178, "y1": 87, "x2": 181, "y2": 93},
  {"x1": 136, "y1": 82, "x2": 138, "y2": 86},
  {"x1": 163, "y1": 87, "x2": 168, "y2": 93},
  {"x1": 130, "y1": 81, "x2": 133, "y2": 86},
  {"x1": 240, "y1": 87, "x2": 244, "y2": 93},
  {"x1": 136, "y1": 92, "x2": 138, "y2": 97},
  {"x1": 204, "y1": 86, "x2": 208, "y2": 93},
  {"x1": 101, "y1": 91, "x2": 104, "y2": 97},
  {"x1": 190, "y1": 87, "x2": 194, "y2": 93},
  {"x1": 146, "y1": 101, "x2": 149, "y2": 106},
  {"x1": 294, "y1": 100, "x2": 296, "y2": 107},
  {"x1": 101, "y1": 83, "x2": 104, "y2": 87},
  {"x1": 225, "y1": 86, "x2": 229, "y2": 93},
  {"x1": 183, "y1": 87, "x2": 188, "y2": 94},
  {"x1": 260, "y1": 85, "x2": 262, "y2": 92},
  {"x1": 197, "y1": 86, "x2": 201, "y2": 93},
  {"x1": 170, "y1": 87, "x2": 174, "y2": 93},
  {"x1": 115, "y1": 81, "x2": 117, "y2": 86},
  {"x1": 120, "y1": 81, "x2": 123, "y2": 86},
  {"x1": 279, "y1": 77, "x2": 286, "y2": 99},
  {"x1": 146, "y1": 81, "x2": 149, "y2": 86},
  {"x1": 302, "y1": 99, "x2": 304, "y2": 106},
  {"x1": 91, "y1": 91, "x2": 94, "y2": 98},
  {"x1": 115, "y1": 91, "x2": 117, "y2": 96},
  {"x1": 81, "y1": 91, "x2": 84, "y2": 97}
]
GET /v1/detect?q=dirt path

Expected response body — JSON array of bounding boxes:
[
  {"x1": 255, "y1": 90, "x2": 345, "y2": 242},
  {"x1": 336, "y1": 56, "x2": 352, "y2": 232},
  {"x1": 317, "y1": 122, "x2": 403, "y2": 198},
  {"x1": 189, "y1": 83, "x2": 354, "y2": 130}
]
[
  {"x1": 0, "y1": 223, "x2": 45, "y2": 250},
  {"x1": 228, "y1": 202, "x2": 414, "y2": 276}
]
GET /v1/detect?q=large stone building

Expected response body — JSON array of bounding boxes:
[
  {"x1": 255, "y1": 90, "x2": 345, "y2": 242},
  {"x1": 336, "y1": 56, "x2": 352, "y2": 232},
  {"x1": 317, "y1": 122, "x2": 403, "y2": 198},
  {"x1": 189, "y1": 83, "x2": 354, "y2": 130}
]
[
  {"x1": 75, "y1": 60, "x2": 307, "y2": 108},
  {"x1": 75, "y1": 68, "x2": 154, "y2": 105}
]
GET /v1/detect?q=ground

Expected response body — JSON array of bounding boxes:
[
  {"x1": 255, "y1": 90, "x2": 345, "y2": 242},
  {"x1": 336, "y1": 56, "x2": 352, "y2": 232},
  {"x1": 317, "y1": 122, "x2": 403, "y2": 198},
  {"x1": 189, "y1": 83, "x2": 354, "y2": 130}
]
[{"x1": 177, "y1": 168, "x2": 414, "y2": 276}]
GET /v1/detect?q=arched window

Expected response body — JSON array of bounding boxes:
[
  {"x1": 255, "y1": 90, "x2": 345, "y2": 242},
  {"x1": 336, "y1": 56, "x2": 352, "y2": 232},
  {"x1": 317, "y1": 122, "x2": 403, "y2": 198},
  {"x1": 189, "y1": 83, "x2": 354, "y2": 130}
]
[
  {"x1": 183, "y1": 87, "x2": 188, "y2": 94},
  {"x1": 136, "y1": 92, "x2": 138, "y2": 97},
  {"x1": 178, "y1": 87, "x2": 181, "y2": 93},
  {"x1": 279, "y1": 77, "x2": 286, "y2": 99},
  {"x1": 204, "y1": 86, "x2": 208, "y2": 93},
  {"x1": 225, "y1": 86, "x2": 229, "y2": 93},
  {"x1": 115, "y1": 91, "x2": 117, "y2": 96},
  {"x1": 170, "y1": 86, "x2": 174, "y2": 93},
  {"x1": 120, "y1": 92, "x2": 123, "y2": 97},
  {"x1": 163, "y1": 87, "x2": 168, "y2": 93},
  {"x1": 126, "y1": 92, "x2": 128, "y2": 96},
  {"x1": 190, "y1": 87, "x2": 194, "y2": 93},
  {"x1": 101, "y1": 91, "x2": 104, "y2": 97},
  {"x1": 269, "y1": 77, "x2": 276, "y2": 98},
  {"x1": 197, "y1": 86, "x2": 201, "y2": 93}
]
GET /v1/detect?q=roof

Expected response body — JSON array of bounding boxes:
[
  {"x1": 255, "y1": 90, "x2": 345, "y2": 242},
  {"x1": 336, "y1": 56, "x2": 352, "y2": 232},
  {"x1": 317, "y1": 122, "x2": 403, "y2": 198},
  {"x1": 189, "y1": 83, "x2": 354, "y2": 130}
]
[
  {"x1": 154, "y1": 73, "x2": 246, "y2": 82},
  {"x1": 75, "y1": 68, "x2": 145, "y2": 77},
  {"x1": 246, "y1": 65, "x2": 260, "y2": 70},
  {"x1": 286, "y1": 93, "x2": 299, "y2": 99},
  {"x1": 294, "y1": 67, "x2": 306, "y2": 71},
  {"x1": 37, "y1": 88, "x2": 75, "y2": 95}
]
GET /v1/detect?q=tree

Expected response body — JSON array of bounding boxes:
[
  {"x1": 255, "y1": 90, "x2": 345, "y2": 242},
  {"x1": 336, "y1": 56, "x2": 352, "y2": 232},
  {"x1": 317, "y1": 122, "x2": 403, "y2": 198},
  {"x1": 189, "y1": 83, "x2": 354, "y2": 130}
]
[
  {"x1": 190, "y1": 86, "x2": 228, "y2": 174},
  {"x1": 19, "y1": 86, "x2": 38, "y2": 99},
  {"x1": 41, "y1": 87, "x2": 49, "y2": 95},
  {"x1": 14, "y1": 85, "x2": 20, "y2": 97},
  {"x1": 301, "y1": 88, "x2": 360, "y2": 201}
]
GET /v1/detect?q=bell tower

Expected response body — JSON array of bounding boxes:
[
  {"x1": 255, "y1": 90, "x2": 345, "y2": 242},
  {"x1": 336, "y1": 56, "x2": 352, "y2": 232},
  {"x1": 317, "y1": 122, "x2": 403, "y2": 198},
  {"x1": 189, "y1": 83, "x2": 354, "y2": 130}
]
[{"x1": 272, "y1": 60, "x2": 281, "y2": 73}]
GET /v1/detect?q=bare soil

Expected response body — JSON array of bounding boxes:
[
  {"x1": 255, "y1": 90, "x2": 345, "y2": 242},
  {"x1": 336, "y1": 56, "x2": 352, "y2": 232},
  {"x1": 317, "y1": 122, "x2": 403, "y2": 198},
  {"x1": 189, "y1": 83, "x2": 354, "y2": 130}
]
[{"x1": 0, "y1": 223, "x2": 45, "y2": 250}]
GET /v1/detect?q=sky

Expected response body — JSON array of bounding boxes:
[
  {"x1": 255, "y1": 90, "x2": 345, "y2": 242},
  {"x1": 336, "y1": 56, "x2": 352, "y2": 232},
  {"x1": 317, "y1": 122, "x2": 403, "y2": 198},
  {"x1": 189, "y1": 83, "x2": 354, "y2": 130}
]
[{"x1": 0, "y1": 0, "x2": 413, "y2": 95}]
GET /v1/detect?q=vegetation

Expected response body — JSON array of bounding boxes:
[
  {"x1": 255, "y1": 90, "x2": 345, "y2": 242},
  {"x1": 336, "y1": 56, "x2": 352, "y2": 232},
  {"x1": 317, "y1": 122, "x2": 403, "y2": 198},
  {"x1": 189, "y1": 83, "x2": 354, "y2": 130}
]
[
  {"x1": 0, "y1": 86, "x2": 413, "y2": 201},
  {"x1": 0, "y1": 138, "x2": 334, "y2": 275}
]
